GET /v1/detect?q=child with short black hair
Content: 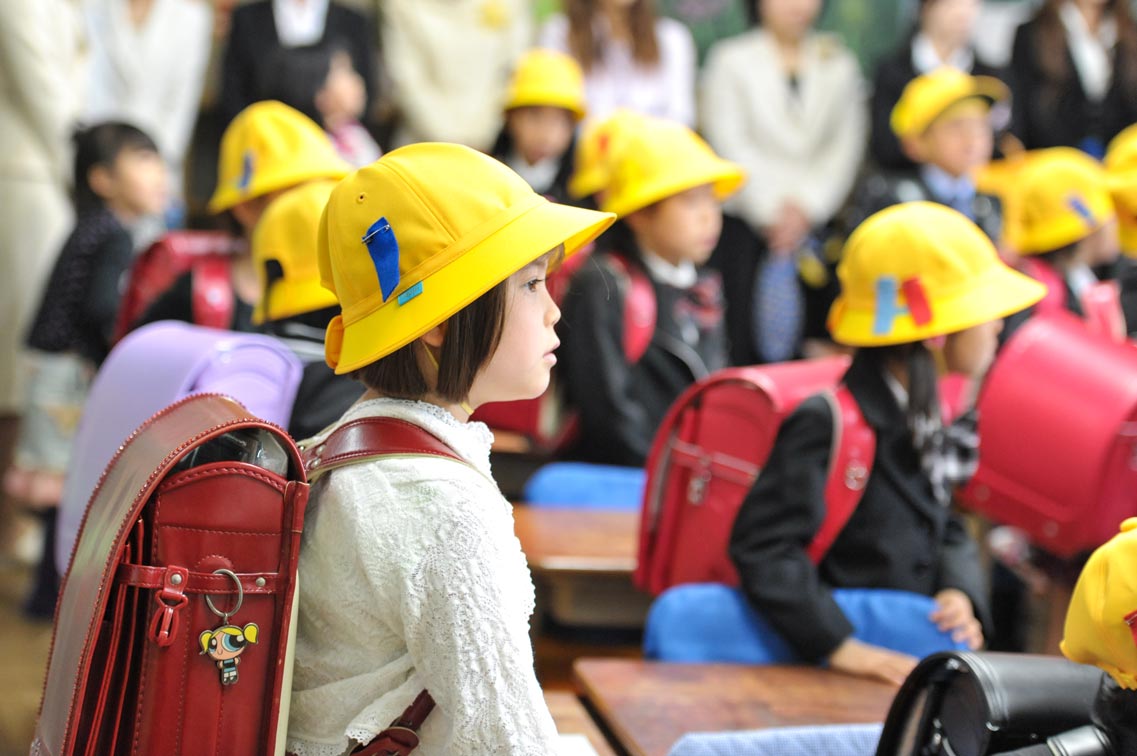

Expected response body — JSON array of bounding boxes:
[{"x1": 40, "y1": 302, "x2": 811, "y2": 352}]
[{"x1": 3, "y1": 120, "x2": 167, "y2": 615}]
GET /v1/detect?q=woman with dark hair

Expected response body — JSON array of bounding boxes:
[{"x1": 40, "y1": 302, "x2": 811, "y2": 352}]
[
  {"x1": 1009, "y1": 0, "x2": 1137, "y2": 157},
  {"x1": 539, "y1": 0, "x2": 697, "y2": 126},
  {"x1": 870, "y1": 0, "x2": 1006, "y2": 171}
]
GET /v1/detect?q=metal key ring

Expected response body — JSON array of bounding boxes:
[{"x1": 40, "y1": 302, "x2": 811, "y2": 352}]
[{"x1": 205, "y1": 568, "x2": 243, "y2": 623}]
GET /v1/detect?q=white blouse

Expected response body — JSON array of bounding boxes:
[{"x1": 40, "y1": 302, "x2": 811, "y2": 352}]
[
  {"x1": 700, "y1": 29, "x2": 868, "y2": 230},
  {"x1": 286, "y1": 398, "x2": 558, "y2": 756},
  {"x1": 539, "y1": 13, "x2": 696, "y2": 127}
]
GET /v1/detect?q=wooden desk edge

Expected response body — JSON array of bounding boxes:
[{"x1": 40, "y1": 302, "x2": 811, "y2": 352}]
[
  {"x1": 573, "y1": 660, "x2": 646, "y2": 756},
  {"x1": 545, "y1": 690, "x2": 618, "y2": 756}
]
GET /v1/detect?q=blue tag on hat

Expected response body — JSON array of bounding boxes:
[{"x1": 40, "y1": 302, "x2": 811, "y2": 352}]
[
  {"x1": 363, "y1": 217, "x2": 399, "y2": 301},
  {"x1": 1067, "y1": 194, "x2": 1095, "y2": 225},
  {"x1": 238, "y1": 150, "x2": 254, "y2": 192}
]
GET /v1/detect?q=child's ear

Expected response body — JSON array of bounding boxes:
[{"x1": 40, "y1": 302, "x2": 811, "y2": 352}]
[
  {"x1": 421, "y1": 322, "x2": 447, "y2": 349},
  {"x1": 900, "y1": 135, "x2": 928, "y2": 164},
  {"x1": 87, "y1": 164, "x2": 115, "y2": 201}
]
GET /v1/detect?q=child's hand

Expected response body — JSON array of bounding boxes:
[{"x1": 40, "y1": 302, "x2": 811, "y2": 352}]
[
  {"x1": 930, "y1": 588, "x2": 984, "y2": 650},
  {"x1": 827, "y1": 637, "x2": 918, "y2": 686}
]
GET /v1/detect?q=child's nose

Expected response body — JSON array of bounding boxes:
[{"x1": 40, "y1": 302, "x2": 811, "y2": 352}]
[{"x1": 546, "y1": 294, "x2": 561, "y2": 328}]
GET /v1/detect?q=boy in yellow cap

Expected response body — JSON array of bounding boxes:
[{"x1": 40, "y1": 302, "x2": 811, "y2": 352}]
[
  {"x1": 731, "y1": 203, "x2": 1045, "y2": 686},
  {"x1": 250, "y1": 179, "x2": 364, "y2": 440},
  {"x1": 841, "y1": 68, "x2": 1008, "y2": 243},
  {"x1": 559, "y1": 117, "x2": 742, "y2": 466},
  {"x1": 1060, "y1": 518, "x2": 1137, "y2": 754},
  {"x1": 490, "y1": 48, "x2": 586, "y2": 203},
  {"x1": 286, "y1": 143, "x2": 614, "y2": 755},
  {"x1": 567, "y1": 108, "x2": 645, "y2": 207},
  {"x1": 1002, "y1": 147, "x2": 1121, "y2": 340},
  {"x1": 130, "y1": 101, "x2": 351, "y2": 334}
]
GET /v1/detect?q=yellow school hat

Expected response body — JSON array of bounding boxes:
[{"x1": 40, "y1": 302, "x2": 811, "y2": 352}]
[
  {"x1": 251, "y1": 179, "x2": 340, "y2": 324},
  {"x1": 568, "y1": 109, "x2": 645, "y2": 199},
  {"x1": 209, "y1": 101, "x2": 351, "y2": 214},
  {"x1": 504, "y1": 49, "x2": 587, "y2": 121},
  {"x1": 1105, "y1": 125, "x2": 1137, "y2": 253},
  {"x1": 600, "y1": 119, "x2": 745, "y2": 218},
  {"x1": 1011, "y1": 147, "x2": 1115, "y2": 255},
  {"x1": 318, "y1": 143, "x2": 616, "y2": 373},
  {"x1": 1062, "y1": 518, "x2": 1137, "y2": 690},
  {"x1": 828, "y1": 202, "x2": 1045, "y2": 346},
  {"x1": 891, "y1": 67, "x2": 1008, "y2": 139}
]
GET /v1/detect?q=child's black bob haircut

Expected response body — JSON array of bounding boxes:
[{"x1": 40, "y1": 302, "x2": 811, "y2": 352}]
[{"x1": 72, "y1": 121, "x2": 160, "y2": 214}]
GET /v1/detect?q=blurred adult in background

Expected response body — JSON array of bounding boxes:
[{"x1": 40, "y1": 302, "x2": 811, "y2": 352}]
[
  {"x1": 1009, "y1": 0, "x2": 1137, "y2": 158},
  {"x1": 0, "y1": 0, "x2": 86, "y2": 556},
  {"x1": 220, "y1": 0, "x2": 376, "y2": 128},
  {"x1": 870, "y1": 0, "x2": 1006, "y2": 171},
  {"x1": 540, "y1": 0, "x2": 697, "y2": 126},
  {"x1": 381, "y1": 0, "x2": 533, "y2": 151},
  {"x1": 84, "y1": 0, "x2": 213, "y2": 224}
]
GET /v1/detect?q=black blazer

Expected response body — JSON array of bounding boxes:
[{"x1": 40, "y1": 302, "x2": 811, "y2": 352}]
[
  {"x1": 1009, "y1": 16, "x2": 1137, "y2": 153},
  {"x1": 220, "y1": 1, "x2": 376, "y2": 126},
  {"x1": 728, "y1": 353, "x2": 991, "y2": 662},
  {"x1": 869, "y1": 41, "x2": 1005, "y2": 171}
]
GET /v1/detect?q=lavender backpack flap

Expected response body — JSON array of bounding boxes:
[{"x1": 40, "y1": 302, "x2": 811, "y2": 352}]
[{"x1": 56, "y1": 322, "x2": 303, "y2": 572}]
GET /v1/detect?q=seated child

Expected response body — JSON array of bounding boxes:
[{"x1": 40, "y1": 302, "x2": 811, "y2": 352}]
[
  {"x1": 1002, "y1": 147, "x2": 1120, "y2": 339},
  {"x1": 3, "y1": 121, "x2": 168, "y2": 615},
  {"x1": 842, "y1": 67, "x2": 1008, "y2": 243},
  {"x1": 730, "y1": 203, "x2": 1046, "y2": 685},
  {"x1": 249, "y1": 180, "x2": 364, "y2": 440},
  {"x1": 559, "y1": 118, "x2": 741, "y2": 466},
  {"x1": 286, "y1": 143, "x2": 615, "y2": 754},
  {"x1": 491, "y1": 48, "x2": 586, "y2": 204}
]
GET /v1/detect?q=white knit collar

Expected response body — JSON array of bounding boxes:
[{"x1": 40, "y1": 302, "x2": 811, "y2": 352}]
[{"x1": 328, "y1": 397, "x2": 496, "y2": 480}]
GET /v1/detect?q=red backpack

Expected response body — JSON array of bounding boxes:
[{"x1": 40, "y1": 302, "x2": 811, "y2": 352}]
[
  {"x1": 472, "y1": 249, "x2": 656, "y2": 452},
  {"x1": 1020, "y1": 257, "x2": 1126, "y2": 342},
  {"x1": 114, "y1": 231, "x2": 241, "y2": 342},
  {"x1": 634, "y1": 357, "x2": 876, "y2": 595}
]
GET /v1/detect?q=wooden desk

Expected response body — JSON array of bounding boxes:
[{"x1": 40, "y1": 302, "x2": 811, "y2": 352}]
[
  {"x1": 513, "y1": 507, "x2": 639, "y2": 576},
  {"x1": 546, "y1": 690, "x2": 617, "y2": 756},
  {"x1": 574, "y1": 659, "x2": 897, "y2": 756},
  {"x1": 513, "y1": 507, "x2": 647, "y2": 627}
]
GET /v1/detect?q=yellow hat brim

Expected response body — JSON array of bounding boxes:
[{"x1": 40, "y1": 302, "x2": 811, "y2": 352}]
[
  {"x1": 828, "y1": 262, "x2": 1047, "y2": 346},
  {"x1": 892, "y1": 75, "x2": 1008, "y2": 139},
  {"x1": 253, "y1": 277, "x2": 340, "y2": 325},
  {"x1": 601, "y1": 162, "x2": 745, "y2": 218},
  {"x1": 506, "y1": 93, "x2": 586, "y2": 122},
  {"x1": 208, "y1": 165, "x2": 350, "y2": 215},
  {"x1": 326, "y1": 199, "x2": 614, "y2": 373}
]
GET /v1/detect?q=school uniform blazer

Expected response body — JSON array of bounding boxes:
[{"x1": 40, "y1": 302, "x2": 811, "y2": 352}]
[
  {"x1": 700, "y1": 29, "x2": 868, "y2": 231},
  {"x1": 728, "y1": 354, "x2": 991, "y2": 662},
  {"x1": 1009, "y1": 16, "x2": 1137, "y2": 152},
  {"x1": 220, "y1": 0, "x2": 376, "y2": 125},
  {"x1": 869, "y1": 41, "x2": 1005, "y2": 171},
  {"x1": 559, "y1": 251, "x2": 729, "y2": 467}
]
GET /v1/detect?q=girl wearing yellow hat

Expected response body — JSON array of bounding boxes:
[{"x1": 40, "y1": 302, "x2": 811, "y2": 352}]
[
  {"x1": 730, "y1": 202, "x2": 1046, "y2": 686},
  {"x1": 285, "y1": 143, "x2": 614, "y2": 755},
  {"x1": 491, "y1": 48, "x2": 587, "y2": 203},
  {"x1": 558, "y1": 118, "x2": 743, "y2": 466}
]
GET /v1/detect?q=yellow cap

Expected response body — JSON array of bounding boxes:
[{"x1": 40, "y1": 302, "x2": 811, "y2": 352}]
[
  {"x1": 568, "y1": 109, "x2": 646, "y2": 199},
  {"x1": 1011, "y1": 147, "x2": 1115, "y2": 255},
  {"x1": 504, "y1": 49, "x2": 587, "y2": 122},
  {"x1": 599, "y1": 119, "x2": 745, "y2": 218},
  {"x1": 1105, "y1": 124, "x2": 1137, "y2": 254},
  {"x1": 891, "y1": 68, "x2": 1008, "y2": 139},
  {"x1": 209, "y1": 101, "x2": 352, "y2": 214},
  {"x1": 251, "y1": 179, "x2": 340, "y2": 324},
  {"x1": 318, "y1": 143, "x2": 616, "y2": 373},
  {"x1": 1062, "y1": 517, "x2": 1137, "y2": 691},
  {"x1": 828, "y1": 202, "x2": 1046, "y2": 346}
]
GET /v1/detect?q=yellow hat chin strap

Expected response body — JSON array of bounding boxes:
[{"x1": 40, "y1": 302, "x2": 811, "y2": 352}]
[{"x1": 422, "y1": 342, "x2": 475, "y2": 417}]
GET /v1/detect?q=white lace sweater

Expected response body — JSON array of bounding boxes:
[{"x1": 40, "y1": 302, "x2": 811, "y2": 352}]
[{"x1": 286, "y1": 399, "x2": 559, "y2": 756}]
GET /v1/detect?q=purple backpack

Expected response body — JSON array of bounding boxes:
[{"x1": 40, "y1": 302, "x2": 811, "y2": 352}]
[{"x1": 55, "y1": 321, "x2": 303, "y2": 571}]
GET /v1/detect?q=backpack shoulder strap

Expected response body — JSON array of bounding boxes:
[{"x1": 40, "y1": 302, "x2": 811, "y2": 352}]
[
  {"x1": 604, "y1": 252, "x2": 657, "y2": 364},
  {"x1": 1081, "y1": 279, "x2": 1126, "y2": 342},
  {"x1": 807, "y1": 386, "x2": 876, "y2": 565},
  {"x1": 301, "y1": 416, "x2": 467, "y2": 482},
  {"x1": 191, "y1": 254, "x2": 236, "y2": 330}
]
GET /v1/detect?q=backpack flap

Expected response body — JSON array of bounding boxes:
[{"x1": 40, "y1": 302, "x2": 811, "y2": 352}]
[
  {"x1": 33, "y1": 394, "x2": 308, "y2": 756},
  {"x1": 876, "y1": 652, "x2": 1104, "y2": 756}
]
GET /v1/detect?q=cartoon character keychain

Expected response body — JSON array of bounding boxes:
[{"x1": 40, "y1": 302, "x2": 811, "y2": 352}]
[{"x1": 199, "y1": 568, "x2": 259, "y2": 686}]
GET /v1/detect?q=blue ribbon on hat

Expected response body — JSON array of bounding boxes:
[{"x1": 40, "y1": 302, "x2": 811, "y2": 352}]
[
  {"x1": 238, "y1": 150, "x2": 254, "y2": 192},
  {"x1": 363, "y1": 217, "x2": 399, "y2": 301}
]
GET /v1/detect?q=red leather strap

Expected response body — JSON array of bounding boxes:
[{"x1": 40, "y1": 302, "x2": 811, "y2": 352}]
[
  {"x1": 191, "y1": 254, "x2": 235, "y2": 330},
  {"x1": 808, "y1": 387, "x2": 876, "y2": 564},
  {"x1": 1081, "y1": 280, "x2": 1126, "y2": 342},
  {"x1": 605, "y1": 253, "x2": 657, "y2": 364},
  {"x1": 352, "y1": 691, "x2": 437, "y2": 756},
  {"x1": 116, "y1": 563, "x2": 280, "y2": 594},
  {"x1": 303, "y1": 416, "x2": 465, "y2": 479}
]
